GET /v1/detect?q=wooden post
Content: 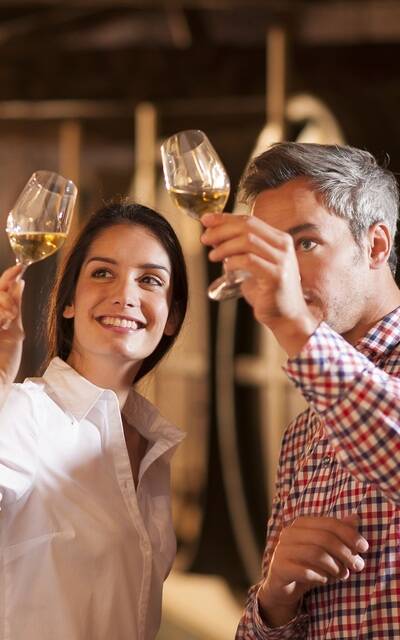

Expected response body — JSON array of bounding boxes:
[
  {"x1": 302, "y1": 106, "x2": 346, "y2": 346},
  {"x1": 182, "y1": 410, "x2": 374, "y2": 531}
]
[{"x1": 58, "y1": 119, "x2": 81, "y2": 238}]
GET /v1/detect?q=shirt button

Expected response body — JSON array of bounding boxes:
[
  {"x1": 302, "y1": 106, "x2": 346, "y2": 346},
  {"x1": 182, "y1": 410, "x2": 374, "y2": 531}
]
[{"x1": 322, "y1": 456, "x2": 331, "y2": 467}]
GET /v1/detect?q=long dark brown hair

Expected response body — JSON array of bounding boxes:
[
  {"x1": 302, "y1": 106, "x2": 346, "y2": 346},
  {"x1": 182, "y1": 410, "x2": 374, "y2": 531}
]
[{"x1": 46, "y1": 201, "x2": 188, "y2": 382}]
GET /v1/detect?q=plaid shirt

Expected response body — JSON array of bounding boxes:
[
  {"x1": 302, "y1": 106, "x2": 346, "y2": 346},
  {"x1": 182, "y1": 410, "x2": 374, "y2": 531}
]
[{"x1": 236, "y1": 306, "x2": 400, "y2": 639}]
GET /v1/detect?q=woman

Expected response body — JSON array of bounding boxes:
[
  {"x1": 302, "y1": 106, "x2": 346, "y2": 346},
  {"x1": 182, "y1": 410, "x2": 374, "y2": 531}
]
[{"x1": 0, "y1": 202, "x2": 188, "y2": 640}]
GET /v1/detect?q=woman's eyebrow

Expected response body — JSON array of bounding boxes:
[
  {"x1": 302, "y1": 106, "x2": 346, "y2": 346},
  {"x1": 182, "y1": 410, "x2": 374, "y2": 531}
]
[
  {"x1": 85, "y1": 256, "x2": 170, "y2": 274},
  {"x1": 86, "y1": 256, "x2": 117, "y2": 265},
  {"x1": 139, "y1": 262, "x2": 171, "y2": 274}
]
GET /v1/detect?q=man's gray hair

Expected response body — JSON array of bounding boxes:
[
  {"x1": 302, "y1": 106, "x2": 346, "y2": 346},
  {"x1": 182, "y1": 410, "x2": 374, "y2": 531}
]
[{"x1": 240, "y1": 142, "x2": 399, "y2": 274}]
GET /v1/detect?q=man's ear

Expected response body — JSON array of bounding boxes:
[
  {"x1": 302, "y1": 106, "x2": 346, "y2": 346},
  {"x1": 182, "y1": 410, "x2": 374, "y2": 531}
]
[
  {"x1": 368, "y1": 222, "x2": 392, "y2": 269},
  {"x1": 164, "y1": 305, "x2": 179, "y2": 337},
  {"x1": 63, "y1": 303, "x2": 75, "y2": 319}
]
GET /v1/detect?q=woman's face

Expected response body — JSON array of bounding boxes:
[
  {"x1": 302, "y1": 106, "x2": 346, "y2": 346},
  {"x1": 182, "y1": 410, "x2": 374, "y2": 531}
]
[{"x1": 63, "y1": 223, "x2": 176, "y2": 377}]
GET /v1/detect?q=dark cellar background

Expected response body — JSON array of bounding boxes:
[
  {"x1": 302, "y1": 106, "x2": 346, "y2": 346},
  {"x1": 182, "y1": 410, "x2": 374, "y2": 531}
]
[{"x1": 0, "y1": 0, "x2": 399, "y2": 598}]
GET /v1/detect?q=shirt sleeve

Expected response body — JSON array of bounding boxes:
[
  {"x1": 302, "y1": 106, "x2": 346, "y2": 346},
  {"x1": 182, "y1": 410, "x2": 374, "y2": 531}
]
[
  {"x1": 0, "y1": 384, "x2": 39, "y2": 506},
  {"x1": 235, "y1": 428, "x2": 310, "y2": 639},
  {"x1": 284, "y1": 322, "x2": 400, "y2": 505}
]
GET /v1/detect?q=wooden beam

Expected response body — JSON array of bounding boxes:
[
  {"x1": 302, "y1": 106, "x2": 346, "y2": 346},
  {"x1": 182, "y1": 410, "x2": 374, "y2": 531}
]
[
  {"x1": 0, "y1": 97, "x2": 265, "y2": 120},
  {"x1": 298, "y1": 1, "x2": 400, "y2": 44}
]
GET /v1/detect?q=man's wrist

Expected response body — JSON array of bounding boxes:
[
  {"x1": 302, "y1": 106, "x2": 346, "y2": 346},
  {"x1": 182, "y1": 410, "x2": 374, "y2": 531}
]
[
  {"x1": 269, "y1": 314, "x2": 319, "y2": 359},
  {"x1": 257, "y1": 586, "x2": 301, "y2": 628}
]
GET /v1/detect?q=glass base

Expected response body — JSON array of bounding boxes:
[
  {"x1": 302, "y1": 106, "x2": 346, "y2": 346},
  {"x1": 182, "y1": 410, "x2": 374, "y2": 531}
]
[{"x1": 207, "y1": 273, "x2": 243, "y2": 301}]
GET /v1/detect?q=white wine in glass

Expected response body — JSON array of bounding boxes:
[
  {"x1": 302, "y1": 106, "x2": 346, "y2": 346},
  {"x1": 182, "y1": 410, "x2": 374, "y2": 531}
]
[
  {"x1": 161, "y1": 129, "x2": 243, "y2": 301},
  {"x1": 168, "y1": 185, "x2": 230, "y2": 220},
  {"x1": 6, "y1": 171, "x2": 77, "y2": 269}
]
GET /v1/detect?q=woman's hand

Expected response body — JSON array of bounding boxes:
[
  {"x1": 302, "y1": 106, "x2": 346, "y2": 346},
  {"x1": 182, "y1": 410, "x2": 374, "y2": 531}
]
[
  {"x1": 0, "y1": 264, "x2": 25, "y2": 405},
  {"x1": 257, "y1": 515, "x2": 369, "y2": 627}
]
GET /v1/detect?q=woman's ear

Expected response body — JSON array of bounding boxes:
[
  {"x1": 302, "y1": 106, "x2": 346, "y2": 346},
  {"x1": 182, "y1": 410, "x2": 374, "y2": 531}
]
[
  {"x1": 164, "y1": 305, "x2": 179, "y2": 337},
  {"x1": 63, "y1": 303, "x2": 75, "y2": 319},
  {"x1": 368, "y1": 222, "x2": 392, "y2": 269}
]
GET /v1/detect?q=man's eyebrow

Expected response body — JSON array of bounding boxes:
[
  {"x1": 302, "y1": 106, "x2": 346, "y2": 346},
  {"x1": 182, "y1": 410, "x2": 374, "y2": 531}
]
[
  {"x1": 85, "y1": 256, "x2": 171, "y2": 273},
  {"x1": 286, "y1": 223, "x2": 321, "y2": 237}
]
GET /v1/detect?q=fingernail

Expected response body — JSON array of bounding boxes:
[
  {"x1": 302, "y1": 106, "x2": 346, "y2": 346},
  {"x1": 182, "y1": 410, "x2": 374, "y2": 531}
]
[
  {"x1": 353, "y1": 557, "x2": 365, "y2": 571},
  {"x1": 356, "y1": 538, "x2": 369, "y2": 552}
]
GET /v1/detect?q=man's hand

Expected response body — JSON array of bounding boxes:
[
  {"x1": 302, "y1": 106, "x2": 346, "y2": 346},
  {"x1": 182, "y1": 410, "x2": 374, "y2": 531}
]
[
  {"x1": 0, "y1": 264, "x2": 25, "y2": 404},
  {"x1": 257, "y1": 515, "x2": 369, "y2": 627},
  {"x1": 201, "y1": 213, "x2": 318, "y2": 356}
]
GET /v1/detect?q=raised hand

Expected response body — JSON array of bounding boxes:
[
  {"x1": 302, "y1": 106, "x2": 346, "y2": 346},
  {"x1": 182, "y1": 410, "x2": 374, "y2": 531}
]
[
  {"x1": 201, "y1": 213, "x2": 319, "y2": 356},
  {"x1": 257, "y1": 514, "x2": 369, "y2": 627},
  {"x1": 0, "y1": 264, "x2": 25, "y2": 406}
]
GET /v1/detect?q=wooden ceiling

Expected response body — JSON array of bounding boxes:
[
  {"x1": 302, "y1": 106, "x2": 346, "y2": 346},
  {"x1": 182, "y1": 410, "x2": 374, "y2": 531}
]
[
  {"x1": 0, "y1": 0, "x2": 399, "y2": 169},
  {"x1": 0, "y1": 1, "x2": 399, "y2": 53},
  {"x1": 0, "y1": 1, "x2": 397, "y2": 100}
]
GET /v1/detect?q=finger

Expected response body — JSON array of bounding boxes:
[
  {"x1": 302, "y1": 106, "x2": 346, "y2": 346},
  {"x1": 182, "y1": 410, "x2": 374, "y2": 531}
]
[
  {"x1": 342, "y1": 513, "x2": 361, "y2": 527},
  {"x1": 201, "y1": 212, "x2": 236, "y2": 227},
  {"x1": 284, "y1": 544, "x2": 352, "y2": 580},
  {"x1": 0, "y1": 319, "x2": 12, "y2": 331},
  {"x1": 201, "y1": 216, "x2": 290, "y2": 251},
  {"x1": 0, "y1": 264, "x2": 24, "y2": 291},
  {"x1": 0, "y1": 291, "x2": 19, "y2": 312},
  {"x1": 289, "y1": 536, "x2": 364, "y2": 575},
  {"x1": 0, "y1": 282, "x2": 24, "y2": 312},
  {"x1": 282, "y1": 527, "x2": 366, "y2": 572},
  {"x1": 289, "y1": 516, "x2": 369, "y2": 554},
  {"x1": 223, "y1": 253, "x2": 280, "y2": 281},
  {"x1": 10, "y1": 277, "x2": 25, "y2": 306},
  {"x1": 0, "y1": 307, "x2": 18, "y2": 323},
  {"x1": 274, "y1": 558, "x2": 330, "y2": 587},
  {"x1": 208, "y1": 233, "x2": 282, "y2": 264}
]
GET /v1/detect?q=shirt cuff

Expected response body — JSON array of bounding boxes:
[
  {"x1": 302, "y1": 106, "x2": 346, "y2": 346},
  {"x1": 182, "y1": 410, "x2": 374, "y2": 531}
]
[
  {"x1": 252, "y1": 595, "x2": 309, "y2": 639},
  {"x1": 283, "y1": 322, "x2": 372, "y2": 412}
]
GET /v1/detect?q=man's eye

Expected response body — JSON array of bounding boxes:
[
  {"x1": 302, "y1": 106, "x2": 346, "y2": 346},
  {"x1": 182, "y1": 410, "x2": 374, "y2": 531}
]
[
  {"x1": 91, "y1": 268, "x2": 113, "y2": 278},
  {"x1": 298, "y1": 239, "x2": 317, "y2": 252}
]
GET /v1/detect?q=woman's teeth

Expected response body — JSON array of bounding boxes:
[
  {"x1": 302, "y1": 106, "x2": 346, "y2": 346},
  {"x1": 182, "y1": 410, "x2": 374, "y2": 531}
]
[{"x1": 100, "y1": 316, "x2": 140, "y2": 329}]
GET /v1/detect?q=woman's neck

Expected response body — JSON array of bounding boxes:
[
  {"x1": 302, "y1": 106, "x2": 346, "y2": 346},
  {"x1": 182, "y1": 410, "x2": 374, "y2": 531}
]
[{"x1": 66, "y1": 352, "x2": 139, "y2": 409}]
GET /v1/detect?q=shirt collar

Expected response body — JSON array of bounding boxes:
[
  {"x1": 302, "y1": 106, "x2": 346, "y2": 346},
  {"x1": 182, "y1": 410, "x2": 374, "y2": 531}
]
[
  {"x1": 32, "y1": 357, "x2": 184, "y2": 447},
  {"x1": 355, "y1": 305, "x2": 400, "y2": 360}
]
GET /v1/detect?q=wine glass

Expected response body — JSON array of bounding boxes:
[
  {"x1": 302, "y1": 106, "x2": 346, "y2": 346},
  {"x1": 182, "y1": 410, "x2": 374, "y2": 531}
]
[
  {"x1": 161, "y1": 129, "x2": 244, "y2": 301},
  {"x1": 6, "y1": 170, "x2": 77, "y2": 271}
]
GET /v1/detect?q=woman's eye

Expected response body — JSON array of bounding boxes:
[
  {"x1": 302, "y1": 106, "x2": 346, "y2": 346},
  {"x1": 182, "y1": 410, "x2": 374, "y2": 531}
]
[
  {"x1": 140, "y1": 275, "x2": 163, "y2": 287},
  {"x1": 298, "y1": 239, "x2": 317, "y2": 252},
  {"x1": 91, "y1": 268, "x2": 113, "y2": 278}
]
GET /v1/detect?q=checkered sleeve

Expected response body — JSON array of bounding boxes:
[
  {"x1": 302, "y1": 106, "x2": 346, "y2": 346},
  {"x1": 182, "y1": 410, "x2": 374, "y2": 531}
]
[
  {"x1": 284, "y1": 322, "x2": 400, "y2": 504},
  {"x1": 235, "y1": 423, "x2": 310, "y2": 638}
]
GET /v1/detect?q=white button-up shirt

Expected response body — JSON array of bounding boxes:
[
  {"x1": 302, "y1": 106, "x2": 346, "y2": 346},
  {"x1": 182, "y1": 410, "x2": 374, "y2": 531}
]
[{"x1": 0, "y1": 357, "x2": 184, "y2": 640}]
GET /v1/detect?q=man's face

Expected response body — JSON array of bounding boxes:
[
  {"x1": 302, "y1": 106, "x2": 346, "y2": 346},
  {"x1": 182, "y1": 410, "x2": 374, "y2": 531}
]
[{"x1": 252, "y1": 177, "x2": 372, "y2": 338}]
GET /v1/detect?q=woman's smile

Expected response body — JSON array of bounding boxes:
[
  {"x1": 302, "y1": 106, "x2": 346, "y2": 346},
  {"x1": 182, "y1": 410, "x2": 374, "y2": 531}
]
[
  {"x1": 63, "y1": 224, "x2": 175, "y2": 379},
  {"x1": 96, "y1": 314, "x2": 146, "y2": 332}
]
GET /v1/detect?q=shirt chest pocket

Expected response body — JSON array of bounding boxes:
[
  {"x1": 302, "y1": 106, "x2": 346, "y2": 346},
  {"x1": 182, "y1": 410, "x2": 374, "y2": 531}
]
[
  {"x1": 3, "y1": 530, "x2": 74, "y2": 565},
  {"x1": 282, "y1": 442, "x2": 368, "y2": 526}
]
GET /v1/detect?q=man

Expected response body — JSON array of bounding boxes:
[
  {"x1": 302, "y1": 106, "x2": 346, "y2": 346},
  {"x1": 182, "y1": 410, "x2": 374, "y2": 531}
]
[{"x1": 201, "y1": 142, "x2": 400, "y2": 638}]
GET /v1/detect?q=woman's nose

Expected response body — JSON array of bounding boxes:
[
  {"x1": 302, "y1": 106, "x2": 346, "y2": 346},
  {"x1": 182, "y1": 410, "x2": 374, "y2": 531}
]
[{"x1": 111, "y1": 279, "x2": 140, "y2": 308}]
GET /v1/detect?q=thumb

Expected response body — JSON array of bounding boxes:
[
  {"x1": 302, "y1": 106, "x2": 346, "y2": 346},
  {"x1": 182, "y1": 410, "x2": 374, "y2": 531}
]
[
  {"x1": 6, "y1": 278, "x2": 25, "y2": 335},
  {"x1": 10, "y1": 277, "x2": 25, "y2": 305}
]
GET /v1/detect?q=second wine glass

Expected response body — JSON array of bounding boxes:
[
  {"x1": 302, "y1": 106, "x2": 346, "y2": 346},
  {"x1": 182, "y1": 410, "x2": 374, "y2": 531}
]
[{"x1": 161, "y1": 129, "x2": 243, "y2": 301}]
